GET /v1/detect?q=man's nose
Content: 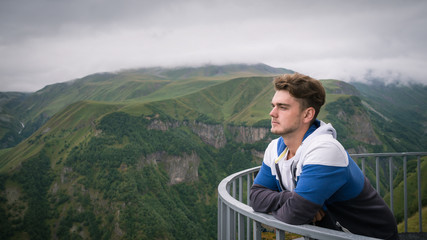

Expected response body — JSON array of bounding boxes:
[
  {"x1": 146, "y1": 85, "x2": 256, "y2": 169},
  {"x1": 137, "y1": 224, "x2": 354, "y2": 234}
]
[{"x1": 270, "y1": 107, "x2": 277, "y2": 117}]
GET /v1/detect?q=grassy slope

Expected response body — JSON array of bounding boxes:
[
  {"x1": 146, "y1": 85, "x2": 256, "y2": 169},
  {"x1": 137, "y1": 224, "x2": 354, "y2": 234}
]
[
  {"x1": 398, "y1": 207, "x2": 427, "y2": 232},
  {"x1": 0, "y1": 101, "x2": 123, "y2": 174},
  {"x1": 121, "y1": 77, "x2": 358, "y2": 126},
  {"x1": 15, "y1": 64, "x2": 291, "y2": 123},
  {"x1": 120, "y1": 76, "x2": 275, "y2": 124},
  {"x1": 352, "y1": 81, "x2": 427, "y2": 151},
  {"x1": 177, "y1": 76, "x2": 274, "y2": 124}
]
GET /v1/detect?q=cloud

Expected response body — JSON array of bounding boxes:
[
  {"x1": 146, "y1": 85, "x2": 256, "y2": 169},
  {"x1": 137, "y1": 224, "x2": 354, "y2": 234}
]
[{"x1": 1, "y1": 0, "x2": 427, "y2": 91}]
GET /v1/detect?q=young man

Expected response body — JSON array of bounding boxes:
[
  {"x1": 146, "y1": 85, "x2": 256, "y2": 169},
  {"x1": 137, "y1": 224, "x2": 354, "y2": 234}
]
[{"x1": 250, "y1": 73, "x2": 399, "y2": 239}]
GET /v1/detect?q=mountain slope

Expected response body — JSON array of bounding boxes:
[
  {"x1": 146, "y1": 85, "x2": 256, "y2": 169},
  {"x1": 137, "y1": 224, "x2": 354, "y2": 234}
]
[
  {"x1": 0, "y1": 101, "x2": 123, "y2": 173},
  {"x1": 1, "y1": 64, "x2": 292, "y2": 149},
  {"x1": 352, "y1": 81, "x2": 427, "y2": 151},
  {"x1": 0, "y1": 92, "x2": 29, "y2": 148},
  {"x1": 0, "y1": 96, "x2": 260, "y2": 239}
]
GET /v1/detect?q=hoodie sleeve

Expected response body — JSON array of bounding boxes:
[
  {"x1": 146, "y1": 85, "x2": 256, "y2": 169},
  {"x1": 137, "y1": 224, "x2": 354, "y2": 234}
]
[
  {"x1": 250, "y1": 182, "x2": 324, "y2": 225},
  {"x1": 250, "y1": 184, "x2": 293, "y2": 213},
  {"x1": 250, "y1": 139, "x2": 287, "y2": 212},
  {"x1": 272, "y1": 191, "x2": 323, "y2": 224}
]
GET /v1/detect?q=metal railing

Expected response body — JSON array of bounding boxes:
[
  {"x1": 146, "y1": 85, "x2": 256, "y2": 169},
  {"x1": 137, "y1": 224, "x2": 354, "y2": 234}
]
[{"x1": 218, "y1": 152, "x2": 427, "y2": 240}]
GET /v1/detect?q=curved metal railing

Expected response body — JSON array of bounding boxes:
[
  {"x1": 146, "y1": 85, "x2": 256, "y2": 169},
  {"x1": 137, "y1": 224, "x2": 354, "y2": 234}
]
[{"x1": 218, "y1": 152, "x2": 427, "y2": 239}]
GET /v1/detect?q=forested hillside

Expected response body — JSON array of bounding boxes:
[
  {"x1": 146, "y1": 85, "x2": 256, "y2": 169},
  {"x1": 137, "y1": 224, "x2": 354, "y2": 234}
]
[
  {"x1": 0, "y1": 64, "x2": 425, "y2": 239},
  {"x1": 352, "y1": 80, "x2": 427, "y2": 152}
]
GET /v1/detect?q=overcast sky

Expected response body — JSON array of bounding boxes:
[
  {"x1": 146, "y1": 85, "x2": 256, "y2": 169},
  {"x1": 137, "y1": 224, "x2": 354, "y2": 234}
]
[{"x1": 1, "y1": 0, "x2": 426, "y2": 92}]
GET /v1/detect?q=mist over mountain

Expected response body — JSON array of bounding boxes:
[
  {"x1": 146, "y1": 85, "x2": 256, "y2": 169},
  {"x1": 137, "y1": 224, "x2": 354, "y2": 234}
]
[{"x1": 0, "y1": 63, "x2": 425, "y2": 239}]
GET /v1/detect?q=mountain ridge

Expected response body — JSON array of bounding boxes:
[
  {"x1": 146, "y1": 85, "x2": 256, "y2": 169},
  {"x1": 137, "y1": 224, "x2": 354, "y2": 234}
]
[{"x1": 0, "y1": 64, "x2": 293, "y2": 148}]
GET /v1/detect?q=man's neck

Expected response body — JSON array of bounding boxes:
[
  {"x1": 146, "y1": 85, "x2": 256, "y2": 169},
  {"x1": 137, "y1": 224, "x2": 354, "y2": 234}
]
[
  {"x1": 282, "y1": 126, "x2": 310, "y2": 159},
  {"x1": 283, "y1": 138, "x2": 302, "y2": 159}
]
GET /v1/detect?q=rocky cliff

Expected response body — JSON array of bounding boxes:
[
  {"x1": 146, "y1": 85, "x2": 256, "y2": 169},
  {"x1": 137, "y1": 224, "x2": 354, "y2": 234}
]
[
  {"x1": 148, "y1": 119, "x2": 270, "y2": 148},
  {"x1": 147, "y1": 118, "x2": 269, "y2": 183},
  {"x1": 227, "y1": 125, "x2": 270, "y2": 144},
  {"x1": 139, "y1": 151, "x2": 199, "y2": 185}
]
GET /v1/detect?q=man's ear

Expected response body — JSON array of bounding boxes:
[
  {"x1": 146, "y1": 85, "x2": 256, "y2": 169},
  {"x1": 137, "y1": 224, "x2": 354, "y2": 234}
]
[{"x1": 303, "y1": 107, "x2": 315, "y2": 123}]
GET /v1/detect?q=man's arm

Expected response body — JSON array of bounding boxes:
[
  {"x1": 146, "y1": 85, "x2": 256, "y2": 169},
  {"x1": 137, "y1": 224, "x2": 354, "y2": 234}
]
[
  {"x1": 249, "y1": 157, "x2": 292, "y2": 213},
  {"x1": 271, "y1": 190, "x2": 322, "y2": 224},
  {"x1": 249, "y1": 184, "x2": 293, "y2": 213},
  {"x1": 250, "y1": 183, "x2": 324, "y2": 225}
]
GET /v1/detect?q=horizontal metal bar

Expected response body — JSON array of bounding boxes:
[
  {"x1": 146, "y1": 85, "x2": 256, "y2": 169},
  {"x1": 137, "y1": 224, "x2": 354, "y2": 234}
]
[{"x1": 350, "y1": 152, "x2": 427, "y2": 158}]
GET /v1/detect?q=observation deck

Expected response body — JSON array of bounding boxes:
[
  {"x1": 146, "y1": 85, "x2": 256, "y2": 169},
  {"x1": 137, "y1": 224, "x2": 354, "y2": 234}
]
[{"x1": 218, "y1": 152, "x2": 427, "y2": 240}]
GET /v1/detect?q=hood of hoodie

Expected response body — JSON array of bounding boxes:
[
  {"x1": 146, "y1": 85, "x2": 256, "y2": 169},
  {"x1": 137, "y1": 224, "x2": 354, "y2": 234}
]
[
  {"x1": 291, "y1": 120, "x2": 337, "y2": 165},
  {"x1": 303, "y1": 120, "x2": 337, "y2": 143}
]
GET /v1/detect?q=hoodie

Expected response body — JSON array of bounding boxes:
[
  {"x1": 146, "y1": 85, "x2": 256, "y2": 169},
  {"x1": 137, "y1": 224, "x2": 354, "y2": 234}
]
[{"x1": 250, "y1": 120, "x2": 399, "y2": 240}]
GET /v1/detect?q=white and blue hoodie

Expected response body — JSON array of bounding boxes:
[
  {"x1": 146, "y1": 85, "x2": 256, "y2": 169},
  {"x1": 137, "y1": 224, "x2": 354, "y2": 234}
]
[{"x1": 250, "y1": 120, "x2": 398, "y2": 240}]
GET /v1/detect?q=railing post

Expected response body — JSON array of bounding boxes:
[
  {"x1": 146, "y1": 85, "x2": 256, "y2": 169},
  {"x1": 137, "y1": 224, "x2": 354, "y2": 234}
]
[
  {"x1": 232, "y1": 179, "x2": 236, "y2": 198},
  {"x1": 417, "y1": 156, "x2": 422, "y2": 233},
  {"x1": 239, "y1": 176, "x2": 243, "y2": 202},
  {"x1": 253, "y1": 221, "x2": 261, "y2": 240},
  {"x1": 228, "y1": 207, "x2": 235, "y2": 239},
  {"x1": 221, "y1": 201, "x2": 227, "y2": 239},
  {"x1": 218, "y1": 197, "x2": 221, "y2": 239},
  {"x1": 231, "y1": 180, "x2": 236, "y2": 239},
  {"x1": 276, "y1": 229, "x2": 285, "y2": 240},
  {"x1": 238, "y1": 212, "x2": 245, "y2": 240},
  {"x1": 389, "y1": 157, "x2": 394, "y2": 215},
  {"x1": 247, "y1": 174, "x2": 251, "y2": 240},
  {"x1": 361, "y1": 157, "x2": 365, "y2": 175},
  {"x1": 247, "y1": 174, "x2": 251, "y2": 205},
  {"x1": 376, "y1": 156, "x2": 380, "y2": 194},
  {"x1": 237, "y1": 177, "x2": 243, "y2": 239},
  {"x1": 403, "y1": 155, "x2": 408, "y2": 233}
]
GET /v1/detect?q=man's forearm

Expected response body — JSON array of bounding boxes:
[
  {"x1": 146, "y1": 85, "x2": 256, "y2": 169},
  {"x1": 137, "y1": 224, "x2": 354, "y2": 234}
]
[
  {"x1": 249, "y1": 184, "x2": 292, "y2": 213},
  {"x1": 250, "y1": 184, "x2": 322, "y2": 225},
  {"x1": 272, "y1": 191, "x2": 322, "y2": 225}
]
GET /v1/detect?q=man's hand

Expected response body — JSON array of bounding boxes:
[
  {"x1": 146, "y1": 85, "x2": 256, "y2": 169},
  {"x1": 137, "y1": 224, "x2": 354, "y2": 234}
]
[{"x1": 312, "y1": 209, "x2": 325, "y2": 223}]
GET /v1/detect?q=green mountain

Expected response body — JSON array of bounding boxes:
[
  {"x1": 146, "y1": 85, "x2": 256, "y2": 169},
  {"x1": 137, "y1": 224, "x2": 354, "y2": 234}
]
[
  {"x1": 0, "y1": 63, "x2": 292, "y2": 149},
  {"x1": 0, "y1": 64, "x2": 426, "y2": 239},
  {"x1": 352, "y1": 80, "x2": 427, "y2": 152}
]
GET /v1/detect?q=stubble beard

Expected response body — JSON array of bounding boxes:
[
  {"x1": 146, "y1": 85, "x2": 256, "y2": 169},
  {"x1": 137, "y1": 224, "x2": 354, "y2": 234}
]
[
  {"x1": 270, "y1": 109, "x2": 304, "y2": 137},
  {"x1": 270, "y1": 123, "x2": 299, "y2": 137}
]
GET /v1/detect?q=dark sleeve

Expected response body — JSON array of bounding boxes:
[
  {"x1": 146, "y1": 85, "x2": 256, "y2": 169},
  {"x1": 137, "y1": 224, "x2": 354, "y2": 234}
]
[
  {"x1": 250, "y1": 184, "x2": 323, "y2": 225},
  {"x1": 249, "y1": 184, "x2": 293, "y2": 213},
  {"x1": 272, "y1": 192, "x2": 322, "y2": 225}
]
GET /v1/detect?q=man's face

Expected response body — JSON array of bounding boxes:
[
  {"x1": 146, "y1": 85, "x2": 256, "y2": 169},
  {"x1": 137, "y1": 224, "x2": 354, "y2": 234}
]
[{"x1": 270, "y1": 90, "x2": 304, "y2": 137}]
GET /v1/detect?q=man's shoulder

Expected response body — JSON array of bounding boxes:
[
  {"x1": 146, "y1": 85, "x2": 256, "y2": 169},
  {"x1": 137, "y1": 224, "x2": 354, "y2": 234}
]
[
  {"x1": 266, "y1": 137, "x2": 281, "y2": 151},
  {"x1": 302, "y1": 134, "x2": 348, "y2": 167},
  {"x1": 263, "y1": 138, "x2": 281, "y2": 165}
]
